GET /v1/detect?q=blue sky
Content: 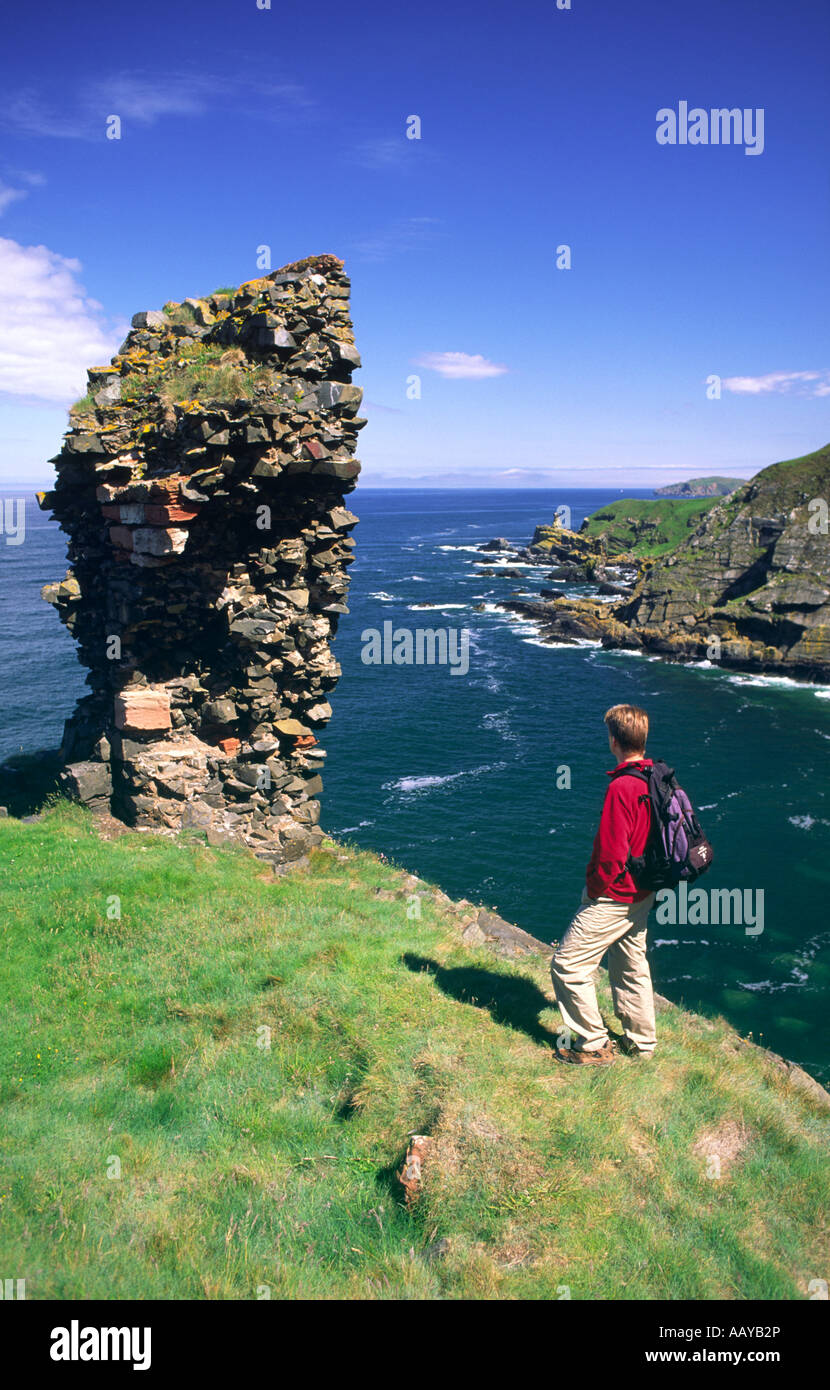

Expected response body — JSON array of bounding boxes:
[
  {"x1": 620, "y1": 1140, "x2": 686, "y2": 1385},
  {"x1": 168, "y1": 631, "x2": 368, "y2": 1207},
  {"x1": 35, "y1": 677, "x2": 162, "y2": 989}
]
[{"x1": 1, "y1": 0, "x2": 828, "y2": 487}]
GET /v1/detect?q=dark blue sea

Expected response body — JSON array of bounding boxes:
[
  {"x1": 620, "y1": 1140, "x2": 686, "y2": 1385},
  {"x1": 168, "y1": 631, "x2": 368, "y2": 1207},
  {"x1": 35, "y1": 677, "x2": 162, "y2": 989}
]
[{"x1": 2, "y1": 487, "x2": 829, "y2": 1081}]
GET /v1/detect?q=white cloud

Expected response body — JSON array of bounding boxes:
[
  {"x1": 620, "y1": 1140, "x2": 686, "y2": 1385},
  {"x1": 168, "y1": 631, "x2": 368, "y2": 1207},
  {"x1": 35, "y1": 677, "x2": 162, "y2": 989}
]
[
  {"x1": 354, "y1": 216, "x2": 440, "y2": 261},
  {"x1": 414, "y1": 351, "x2": 509, "y2": 380},
  {"x1": 0, "y1": 238, "x2": 125, "y2": 403},
  {"x1": 351, "y1": 137, "x2": 411, "y2": 170},
  {"x1": 94, "y1": 73, "x2": 313, "y2": 124},
  {"x1": 0, "y1": 182, "x2": 27, "y2": 215},
  {"x1": 0, "y1": 169, "x2": 45, "y2": 216},
  {"x1": 721, "y1": 369, "x2": 830, "y2": 398},
  {"x1": 3, "y1": 73, "x2": 314, "y2": 141}
]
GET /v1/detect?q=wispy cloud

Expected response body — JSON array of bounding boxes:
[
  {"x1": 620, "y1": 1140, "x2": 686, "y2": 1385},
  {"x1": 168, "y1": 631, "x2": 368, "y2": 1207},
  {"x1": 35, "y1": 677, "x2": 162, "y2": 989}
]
[
  {"x1": 2, "y1": 72, "x2": 314, "y2": 141},
  {"x1": 0, "y1": 182, "x2": 27, "y2": 215},
  {"x1": 0, "y1": 167, "x2": 43, "y2": 215},
  {"x1": 414, "y1": 351, "x2": 509, "y2": 380},
  {"x1": 0, "y1": 237, "x2": 125, "y2": 403},
  {"x1": 721, "y1": 369, "x2": 830, "y2": 398},
  {"x1": 360, "y1": 463, "x2": 760, "y2": 488},
  {"x1": 354, "y1": 216, "x2": 440, "y2": 262},
  {"x1": 351, "y1": 137, "x2": 413, "y2": 171},
  {"x1": 362, "y1": 399, "x2": 404, "y2": 414}
]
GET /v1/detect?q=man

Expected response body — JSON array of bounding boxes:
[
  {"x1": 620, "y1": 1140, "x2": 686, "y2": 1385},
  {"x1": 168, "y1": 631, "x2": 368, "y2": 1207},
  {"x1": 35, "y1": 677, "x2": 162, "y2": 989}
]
[{"x1": 551, "y1": 703, "x2": 657, "y2": 1065}]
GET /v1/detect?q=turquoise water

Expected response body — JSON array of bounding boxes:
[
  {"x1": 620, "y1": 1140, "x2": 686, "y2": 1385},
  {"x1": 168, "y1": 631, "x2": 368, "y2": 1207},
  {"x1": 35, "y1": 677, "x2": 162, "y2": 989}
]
[{"x1": 2, "y1": 487, "x2": 829, "y2": 1081}]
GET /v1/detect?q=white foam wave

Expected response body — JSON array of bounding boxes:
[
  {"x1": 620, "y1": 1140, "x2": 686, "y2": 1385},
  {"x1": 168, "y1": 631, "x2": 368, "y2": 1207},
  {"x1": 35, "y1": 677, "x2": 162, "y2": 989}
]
[
  {"x1": 788, "y1": 814, "x2": 830, "y2": 830},
  {"x1": 481, "y1": 710, "x2": 520, "y2": 745},
  {"x1": 384, "y1": 762, "x2": 506, "y2": 796},
  {"x1": 437, "y1": 544, "x2": 489, "y2": 554},
  {"x1": 698, "y1": 791, "x2": 740, "y2": 811},
  {"x1": 477, "y1": 560, "x2": 538, "y2": 571},
  {"x1": 729, "y1": 672, "x2": 830, "y2": 698},
  {"x1": 739, "y1": 976, "x2": 807, "y2": 994},
  {"x1": 405, "y1": 602, "x2": 469, "y2": 613},
  {"x1": 480, "y1": 675, "x2": 503, "y2": 694},
  {"x1": 653, "y1": 939, "x2": 713, "y2": 948},
  {"x1": 601, "y1": 648, "x2": 661, "y2": 661}
]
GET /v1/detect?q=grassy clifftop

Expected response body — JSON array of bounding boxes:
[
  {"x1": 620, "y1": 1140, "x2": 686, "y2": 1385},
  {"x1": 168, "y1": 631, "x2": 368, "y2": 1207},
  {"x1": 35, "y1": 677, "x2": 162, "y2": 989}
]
[
  {"x1": 1, "y1": 804, "x2": 828, "y2": 1300},
  {"x1": 578, "y1": 497, "x2": 720, "y2": 557}
]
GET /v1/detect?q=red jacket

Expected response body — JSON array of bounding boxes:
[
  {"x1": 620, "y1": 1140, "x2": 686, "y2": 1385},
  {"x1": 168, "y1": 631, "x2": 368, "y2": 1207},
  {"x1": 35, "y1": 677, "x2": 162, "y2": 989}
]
[{"x1": 586, "y1": 757, "x2": 653, "y2": 902}]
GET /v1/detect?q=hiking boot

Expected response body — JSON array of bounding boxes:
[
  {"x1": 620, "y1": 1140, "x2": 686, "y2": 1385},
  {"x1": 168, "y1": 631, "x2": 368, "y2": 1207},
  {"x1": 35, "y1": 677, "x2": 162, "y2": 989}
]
[
  {"x1": 617, "y1": 1037, "x2": 655, "y2": 1058},
  {"x1": 554, "y1": 1040, "x2": 616, "y2": 1065}
]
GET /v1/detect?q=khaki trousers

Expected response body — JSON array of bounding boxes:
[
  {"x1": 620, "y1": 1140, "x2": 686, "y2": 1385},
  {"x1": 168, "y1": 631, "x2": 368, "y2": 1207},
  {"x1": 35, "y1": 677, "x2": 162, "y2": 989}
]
[{"x1": 551, "y1": 887, "x2": 657, "y2": 1053}]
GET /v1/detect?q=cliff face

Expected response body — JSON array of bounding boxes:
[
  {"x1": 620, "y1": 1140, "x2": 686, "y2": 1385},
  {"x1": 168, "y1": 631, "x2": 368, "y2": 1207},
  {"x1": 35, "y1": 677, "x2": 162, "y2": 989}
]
[
  {"x1": 510, "y1": 446, "x2": 830, "y2": 680},
  {"x1": 39, "y1": 254, "x2": 363, "y2": 868},
  {"x1": 618, "y1": 445, "x2": 830, "y2": 678},
  {"x1": 654, "y1": 476, "x2": 743, "y2": 497}
]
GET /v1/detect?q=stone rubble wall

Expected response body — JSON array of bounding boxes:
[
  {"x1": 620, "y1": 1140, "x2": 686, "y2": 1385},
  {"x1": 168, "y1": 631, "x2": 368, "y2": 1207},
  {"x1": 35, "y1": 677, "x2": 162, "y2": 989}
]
[{"x1": 40, "y1": 254, "x2": 363, "y2": 868}]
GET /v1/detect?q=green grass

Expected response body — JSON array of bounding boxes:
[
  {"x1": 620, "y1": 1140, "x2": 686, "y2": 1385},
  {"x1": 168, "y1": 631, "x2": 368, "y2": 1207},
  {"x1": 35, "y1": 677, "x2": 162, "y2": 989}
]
[
  {"x1": 580, "y1": 497, "x2": 720, "y2": 557},
  {"x1": 159, "y1": 360, "x2": 271, "y2": 406},
  {"x1": 162, "y1": 301, "x2": 198, "y2": 325},
  {"x1": 119, "y1": 344, "x2": 282, "y2": 409},
  {"x1": 68, "y1": 333, "x2": 292, "y2": 421},
  {"x1": 1, "y1": 803, "x2": 827, "y2": 1300}
]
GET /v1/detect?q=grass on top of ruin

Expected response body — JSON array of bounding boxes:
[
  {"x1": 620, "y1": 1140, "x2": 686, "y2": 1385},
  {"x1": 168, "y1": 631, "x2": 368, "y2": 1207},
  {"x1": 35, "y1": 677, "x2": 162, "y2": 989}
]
[
  {"x1": 69, "y1": 343, "x2": 292, "y2": 417},
  {"x1": 1, "y1": 799, "x2": 828, "y2": 1300}
]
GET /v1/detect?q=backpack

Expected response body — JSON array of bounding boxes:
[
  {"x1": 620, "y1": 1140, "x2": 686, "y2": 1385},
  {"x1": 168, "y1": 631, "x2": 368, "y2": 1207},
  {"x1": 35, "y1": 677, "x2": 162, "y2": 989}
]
[{"x1": 617, "y1": 760, "x2": 714, "y2": 891}]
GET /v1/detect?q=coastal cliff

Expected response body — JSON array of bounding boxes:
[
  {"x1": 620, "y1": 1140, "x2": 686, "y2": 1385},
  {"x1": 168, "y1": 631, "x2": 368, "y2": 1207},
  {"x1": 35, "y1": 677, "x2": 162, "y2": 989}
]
[
  {"x1": 38, "y1": 255, "x2": 363, "y2": 868},
  {"x1": 495, "y1": 445, "x2": 830, "y2": 682},
  {"x1": 654, "y1": 476, "x2": 744, "y2": 497},
  {"x1": 619, "y1": 444, "x2": 830, "y2": 677}
]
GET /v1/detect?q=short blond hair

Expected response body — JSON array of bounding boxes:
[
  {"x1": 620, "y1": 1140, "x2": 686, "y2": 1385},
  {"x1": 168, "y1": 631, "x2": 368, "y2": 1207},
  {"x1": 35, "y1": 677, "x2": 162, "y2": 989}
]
[{"x1": 604, "y1": 703, "x2": 648, "y2": 755}]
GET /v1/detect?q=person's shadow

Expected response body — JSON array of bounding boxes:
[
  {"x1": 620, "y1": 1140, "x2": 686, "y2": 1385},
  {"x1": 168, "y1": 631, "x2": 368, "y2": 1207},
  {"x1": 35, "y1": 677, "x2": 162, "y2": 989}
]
[{"x1": 403, "y1": 952, "x2": 560, "y2": 1049}]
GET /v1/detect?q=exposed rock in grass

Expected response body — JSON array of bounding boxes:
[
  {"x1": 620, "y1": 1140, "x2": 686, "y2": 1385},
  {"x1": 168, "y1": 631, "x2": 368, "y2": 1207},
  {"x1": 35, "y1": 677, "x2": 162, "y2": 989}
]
[
  {"x1": 398, "y1": 1133, "x2": 433, "y2": 1206},
  {"x1": 691, "y1": 1118, "x2": 750, "y2": 1175}
]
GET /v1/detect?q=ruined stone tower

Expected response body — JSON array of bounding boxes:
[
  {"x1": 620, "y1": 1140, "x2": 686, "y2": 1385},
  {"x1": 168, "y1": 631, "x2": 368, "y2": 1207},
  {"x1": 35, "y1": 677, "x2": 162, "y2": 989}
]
[{"x1": 39, "y1": 254, "x2": 362, "y2": 868}]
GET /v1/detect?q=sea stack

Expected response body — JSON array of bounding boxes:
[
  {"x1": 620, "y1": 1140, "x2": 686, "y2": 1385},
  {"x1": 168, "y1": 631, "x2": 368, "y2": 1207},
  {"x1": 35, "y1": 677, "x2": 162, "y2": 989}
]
[{"x1": 39, "y1": 255, "x2": 363, "y2": 869}]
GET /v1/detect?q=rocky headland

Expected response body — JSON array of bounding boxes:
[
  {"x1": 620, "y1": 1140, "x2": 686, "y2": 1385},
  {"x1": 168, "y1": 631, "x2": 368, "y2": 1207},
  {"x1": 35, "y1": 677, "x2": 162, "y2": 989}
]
[
  {"x1": 655, "y1": 475, "x2": 744, "y2": 497},
  {"x1": 474, "y1": 445, "x2": 830, "y2": 682}
]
